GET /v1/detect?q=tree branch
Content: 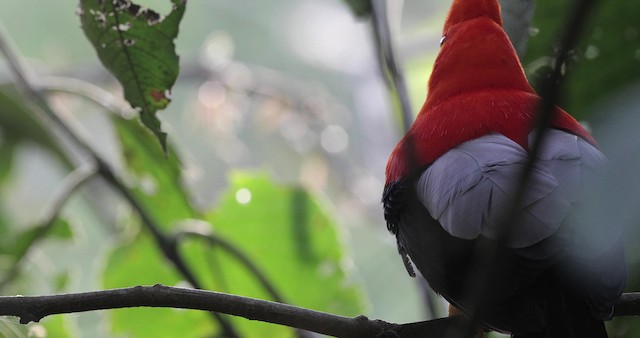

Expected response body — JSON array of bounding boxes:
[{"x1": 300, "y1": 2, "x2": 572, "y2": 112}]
[
  {"x1": 0, "y1": 284, "x2": 474, "y2": 338},
  {"x1": 2, "y1": 286, "x2": 638, "y2": 337},
  {"x1": 613, "y1": 293, "x2": 640, "y2": 317}
]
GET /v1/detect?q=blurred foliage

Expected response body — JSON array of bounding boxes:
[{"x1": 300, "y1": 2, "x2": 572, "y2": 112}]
[
  {"x1": 523, "y1": 0, "x2": 640, "y2": 120},
  {"x1": 0, "y1": 85, "x2": 70, "y2": 176}
]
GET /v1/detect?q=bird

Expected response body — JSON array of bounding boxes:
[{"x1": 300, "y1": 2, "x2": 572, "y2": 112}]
[{"x1": 382, "y1": 0, "x2": 626, "y2": 337}]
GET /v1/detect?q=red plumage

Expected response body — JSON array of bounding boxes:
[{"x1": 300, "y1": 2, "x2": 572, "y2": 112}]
[{"x1": 385, "y1": 0, "x2": 595, "y2": 184}]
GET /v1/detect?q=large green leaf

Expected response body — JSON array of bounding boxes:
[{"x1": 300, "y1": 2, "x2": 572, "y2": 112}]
[
  {"x1": 112, "y1": 116, "x2": 197, "y2": 229},
  {"x1": 79, "y1": 0, "x2": 187, "y2": 151},
  {"x1": 206, "y1": 172, "x2": 364, "y2": 320}
]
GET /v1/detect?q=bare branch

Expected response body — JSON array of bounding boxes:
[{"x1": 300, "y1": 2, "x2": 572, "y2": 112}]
[
  {"x1": 0, "y1": 285, "x2": 385, "y2": 337},
  {"x1": 0, "y1": 284, "x2": 476, "y2": 338},
  {"x1": 613, "y1": 293, "x2": 640, "y2": 317},
  {"x1": 1, "y1": 286, "x2": 638, "y2": 337}
]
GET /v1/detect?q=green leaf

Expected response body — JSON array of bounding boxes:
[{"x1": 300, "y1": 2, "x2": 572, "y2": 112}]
[
  {"x1": 102, "y1": 171, "x2": 364, "y2": 337},
  {"x1": 79, "y1": 0, "x2": 187, "y2": 151},
  {"x1": 206, "y1": 172, "x2": 364, "y2": 317},
  {"x1": 112, "y1": 116, "x2": 197, "y2": 229}
]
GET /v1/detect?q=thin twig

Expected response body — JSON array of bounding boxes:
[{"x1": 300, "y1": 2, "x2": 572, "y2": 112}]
[
  {"x1": 0, "y1": 24, "x2": 240, "y2": 338},
  {"x1": 177, "y1": 229, "x2": 320, "y2": 338},
  {"x1": 0, "y1": 163, "x2": 98, "y2": 290},
  {"x1": 371, "y1": 0, "x2": 414, "y2": 134},
  {"x1": 176, "y1": 229, "x2": 285, "y2": 303},
  {"x1": 35, "y1": 76, "x2": 136, "y2": 118}
]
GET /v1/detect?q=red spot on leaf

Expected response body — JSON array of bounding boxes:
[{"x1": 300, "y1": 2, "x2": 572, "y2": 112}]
[{"x1": 150, "y1": 89, "x2": 166, "y2": 102}]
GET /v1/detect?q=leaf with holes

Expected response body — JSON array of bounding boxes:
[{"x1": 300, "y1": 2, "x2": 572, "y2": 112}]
[{"x1": 79, "y1": 0, "x2": 186, "y2": 151}]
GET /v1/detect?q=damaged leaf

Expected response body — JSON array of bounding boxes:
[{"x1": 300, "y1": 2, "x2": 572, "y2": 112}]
[{"x1": 78, "y1": 0, "x2": 187, "y2": 152}]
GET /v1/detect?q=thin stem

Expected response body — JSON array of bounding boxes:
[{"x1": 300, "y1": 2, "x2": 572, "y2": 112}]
[
  {"x1": 176, "y1": 230, "x2": 319, "y2": 338},
  {"x1": 35, "y1": 76, "x2": 136, "y2": 118},
  {"x1": 371, "y1": 0, "x2": 414, "y2": 134},
  {"x1": 0, "y1": 163, "x2": 98, "y2": 290},
  {"x1": 177, "y1": 230, "x2": 285, "y2": 303}
]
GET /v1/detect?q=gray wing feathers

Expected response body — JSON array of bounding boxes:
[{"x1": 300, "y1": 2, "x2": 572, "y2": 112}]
[{"x1": 418, "y1": 130, "x2": 605, "y2": 248}]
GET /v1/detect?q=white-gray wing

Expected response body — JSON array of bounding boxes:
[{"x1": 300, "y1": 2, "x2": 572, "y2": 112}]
[{"x1": 417, "y1": 130, "x2": 605, "y2": 248}]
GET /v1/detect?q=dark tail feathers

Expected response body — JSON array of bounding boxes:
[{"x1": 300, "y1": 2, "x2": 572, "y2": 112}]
[{"x1": 513, "y1": 290, "x2": 608, "y2": 338}]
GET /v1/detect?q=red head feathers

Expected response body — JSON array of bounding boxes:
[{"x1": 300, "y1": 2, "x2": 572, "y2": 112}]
[{"x1": 385, "y1": 0, "x2": 595, "y2": 184}]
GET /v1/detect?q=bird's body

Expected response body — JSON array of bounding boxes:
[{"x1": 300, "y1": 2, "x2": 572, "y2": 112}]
[{"x1": 383, "y1": 0, "x2": 625, "y2": 337}]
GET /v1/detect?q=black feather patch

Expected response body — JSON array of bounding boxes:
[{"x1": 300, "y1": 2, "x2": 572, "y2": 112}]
[
  {"x1": 382, "y1": 179, "x2": 410, "y2": 234},
  {"x1": 383, "y1": 178, "x2": 417, "y2": 276}
]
